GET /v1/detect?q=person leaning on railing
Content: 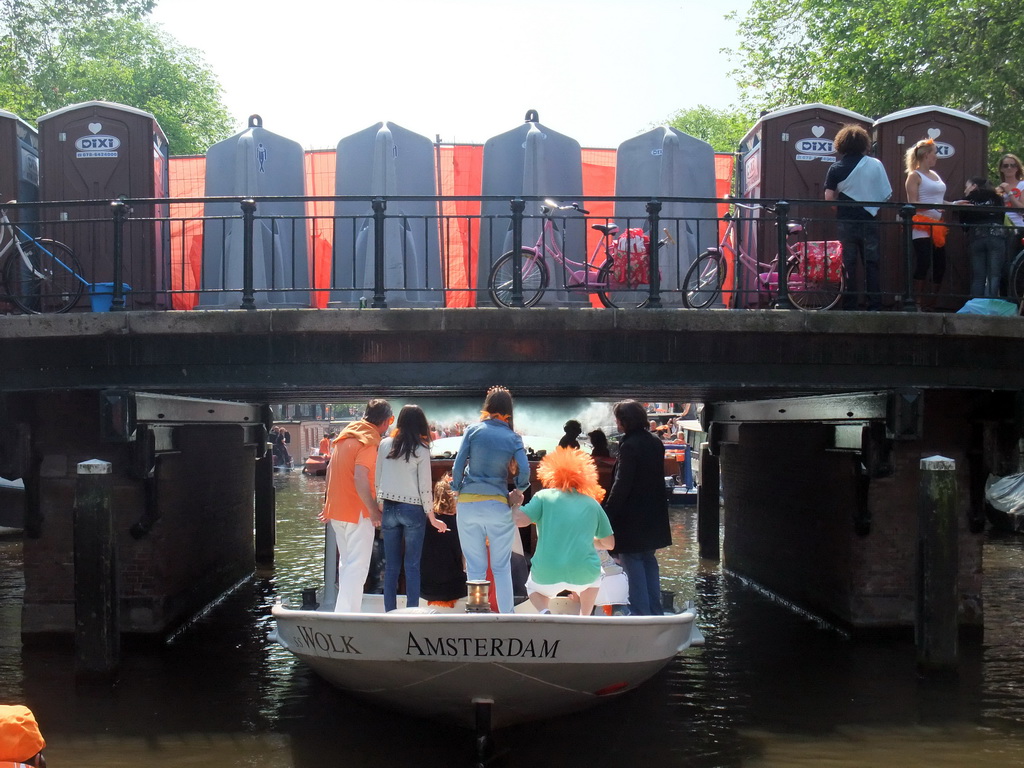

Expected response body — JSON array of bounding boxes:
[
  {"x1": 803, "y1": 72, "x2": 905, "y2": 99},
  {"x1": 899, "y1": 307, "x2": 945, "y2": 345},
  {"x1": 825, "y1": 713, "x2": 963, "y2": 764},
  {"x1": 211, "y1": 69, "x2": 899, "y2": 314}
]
[{"x1": 953, "y1": 177, "x2": 1006, "y2": 298}]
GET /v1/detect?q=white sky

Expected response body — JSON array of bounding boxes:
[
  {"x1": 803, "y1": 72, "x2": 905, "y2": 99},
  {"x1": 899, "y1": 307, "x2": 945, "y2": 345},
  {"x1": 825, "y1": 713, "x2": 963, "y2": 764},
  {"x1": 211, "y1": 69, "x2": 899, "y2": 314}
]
[{"x1": 150, "y1": 0, "x2": 754, "y2": 151}]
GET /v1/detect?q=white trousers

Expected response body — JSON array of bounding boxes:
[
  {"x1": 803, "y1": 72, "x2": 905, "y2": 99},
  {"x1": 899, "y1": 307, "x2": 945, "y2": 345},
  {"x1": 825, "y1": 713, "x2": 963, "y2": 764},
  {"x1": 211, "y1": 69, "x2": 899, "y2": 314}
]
[{"x1": 330, "y1": 517, "x2": 375, "y2": 612}]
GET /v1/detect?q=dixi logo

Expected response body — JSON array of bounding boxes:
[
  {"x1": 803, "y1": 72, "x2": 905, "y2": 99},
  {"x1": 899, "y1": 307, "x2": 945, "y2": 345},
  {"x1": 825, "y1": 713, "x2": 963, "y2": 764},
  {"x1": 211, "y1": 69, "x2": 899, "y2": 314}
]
[
  {"x1": 75, "y1": 135, "x2": 121, "y2": 151},
  {"x1": 794, "y1": 137, "x2": 835, "y2": 155},
  {"x1": 933, "y1": 142, "x2": 956, "y2": 158}
]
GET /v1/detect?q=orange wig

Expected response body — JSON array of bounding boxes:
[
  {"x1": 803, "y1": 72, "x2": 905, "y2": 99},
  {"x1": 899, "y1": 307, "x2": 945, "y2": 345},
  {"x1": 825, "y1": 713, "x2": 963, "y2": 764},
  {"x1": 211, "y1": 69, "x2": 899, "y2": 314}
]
[{"x1": 536, "y1": 447, "x2": 606, "y2": 502}]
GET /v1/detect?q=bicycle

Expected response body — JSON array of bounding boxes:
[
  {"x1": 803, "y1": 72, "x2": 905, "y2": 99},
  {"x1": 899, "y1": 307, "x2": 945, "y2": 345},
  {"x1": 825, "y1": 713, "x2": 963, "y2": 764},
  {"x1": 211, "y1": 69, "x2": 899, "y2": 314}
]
[
  {"x1": 487, "y1": 200, "x2": 674, "y2": 308},
  {"x1": 682, "y1": 202, "x2": 845, "y2": 311},
  {"x1": 1, "y1": 204, "x2": 87, "y2": 313}
]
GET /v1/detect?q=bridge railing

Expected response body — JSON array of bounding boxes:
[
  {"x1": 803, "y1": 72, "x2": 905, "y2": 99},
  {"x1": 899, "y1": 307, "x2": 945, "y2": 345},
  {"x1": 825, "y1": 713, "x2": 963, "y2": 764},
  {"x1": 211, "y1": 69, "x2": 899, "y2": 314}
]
[{"x1": 2, "y1": 195, "x2": 1016, "y2": 313}]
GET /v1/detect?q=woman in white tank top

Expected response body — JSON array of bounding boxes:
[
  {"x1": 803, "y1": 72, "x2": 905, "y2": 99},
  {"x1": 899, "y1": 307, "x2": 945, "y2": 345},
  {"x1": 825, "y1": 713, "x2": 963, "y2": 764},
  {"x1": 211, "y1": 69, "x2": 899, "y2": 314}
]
[{"x1": 905, "y1": 139, "x2": 950, "y2": 309}]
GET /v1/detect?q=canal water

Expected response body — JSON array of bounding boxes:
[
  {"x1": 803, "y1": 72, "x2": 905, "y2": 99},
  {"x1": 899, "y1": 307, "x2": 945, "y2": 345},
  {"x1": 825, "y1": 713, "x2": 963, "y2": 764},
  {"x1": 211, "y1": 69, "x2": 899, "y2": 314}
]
[{"x1": 2, "y1": 469, "x2": 1024, "y2": 767}]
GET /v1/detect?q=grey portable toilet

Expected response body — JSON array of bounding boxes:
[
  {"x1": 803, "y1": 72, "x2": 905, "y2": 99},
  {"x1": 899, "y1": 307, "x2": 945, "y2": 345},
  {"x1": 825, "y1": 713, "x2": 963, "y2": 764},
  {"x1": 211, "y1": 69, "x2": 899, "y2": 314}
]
[
  {"x1": 37, "y1": 100, "x2": 170, "y2": 309},
  {"x1": 873, "y1": 106, "x2": 990, "y2": 309},
  {"x1": 0, "y1": 109, "x2": 40, "y2": 210},
  {"x1": 615, "y1": 126, "x2": 718, "y2": 305},
  {"x1": 478, "y1": 111, "x2": 586, "y2": 307},
  {"x1": 201, "y1": 115, "x2": 310, "y2": 308},
  {"x1": 332, "y1": 121, "x2": 441, "y2": 307}
]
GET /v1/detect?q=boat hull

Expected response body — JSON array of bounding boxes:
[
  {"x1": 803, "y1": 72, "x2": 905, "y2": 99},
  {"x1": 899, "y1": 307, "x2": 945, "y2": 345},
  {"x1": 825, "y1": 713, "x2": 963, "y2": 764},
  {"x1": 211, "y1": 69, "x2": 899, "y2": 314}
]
[{"x1": 272, "y1": 603, "x2": 696, "y2": 729}]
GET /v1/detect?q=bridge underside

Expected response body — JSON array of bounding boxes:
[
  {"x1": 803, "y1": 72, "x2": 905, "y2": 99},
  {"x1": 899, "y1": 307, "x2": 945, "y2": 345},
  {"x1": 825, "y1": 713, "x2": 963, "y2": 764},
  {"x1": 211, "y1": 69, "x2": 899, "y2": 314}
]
[{"x1": 1, "y1": 308, "x2": 1023, "y2": 403}]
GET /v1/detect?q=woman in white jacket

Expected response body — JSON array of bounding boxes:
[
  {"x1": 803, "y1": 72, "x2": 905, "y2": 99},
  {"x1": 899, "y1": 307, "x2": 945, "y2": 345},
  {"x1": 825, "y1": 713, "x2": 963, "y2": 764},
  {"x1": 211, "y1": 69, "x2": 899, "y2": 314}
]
[{"x1": 376, "y1": 404, "x2": 447, "y2": 611}]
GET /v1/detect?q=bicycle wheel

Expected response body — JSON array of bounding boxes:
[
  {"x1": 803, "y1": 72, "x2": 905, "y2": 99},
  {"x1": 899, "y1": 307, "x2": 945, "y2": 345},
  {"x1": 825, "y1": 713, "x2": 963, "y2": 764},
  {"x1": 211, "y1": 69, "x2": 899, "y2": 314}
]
[
  {"x1": 683, "y1": 251, "x2": 725, "y2": 308},
  {"x1": 1008, "y1": 248, "x2": 1024, "y2": 301},
  {"x1": 785, "y1": 261, "x2": 844, "y2": 310},
  {"x1": 4, "y1": 238, "x2": 85, "y2": 314},
  {"x1": 488, "y1": 249, "x2": 548, "y2": 307},
  {"x1": 596, "y1": 260, "x2": 649, "y2": 308}
]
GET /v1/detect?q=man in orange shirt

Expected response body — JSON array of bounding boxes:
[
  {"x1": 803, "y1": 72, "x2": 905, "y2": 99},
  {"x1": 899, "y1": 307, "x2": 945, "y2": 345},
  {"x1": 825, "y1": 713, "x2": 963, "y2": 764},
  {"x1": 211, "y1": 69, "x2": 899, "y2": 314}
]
[{"x1": 320, "y1": 399, "x2": 393, "y2": 612}]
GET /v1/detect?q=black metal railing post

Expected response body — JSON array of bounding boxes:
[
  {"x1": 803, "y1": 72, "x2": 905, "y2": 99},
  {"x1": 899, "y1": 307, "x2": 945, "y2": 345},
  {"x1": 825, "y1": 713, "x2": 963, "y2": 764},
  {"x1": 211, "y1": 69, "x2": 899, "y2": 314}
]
[
  {"x1": 772, "y1": 201, "x2": 794, "y2": 309},
  {"x1": 645, "y1": 199, "x2": 663, "y2": 308},
  {"x1": 110, "y1": 200, "x2": 127, "y2": 311},
  {"x1": 899, "y1": 204, "x2": 919, "y2": 311},
  {"x1": 371, "y1": 197, "x2": 388, "y2": 308},
  {"x1": 240, "y1": 198, "x2": 257, "y2": 310},
  {"x1": 510, "y1": 198, "x2": 526, "y2": 308}
]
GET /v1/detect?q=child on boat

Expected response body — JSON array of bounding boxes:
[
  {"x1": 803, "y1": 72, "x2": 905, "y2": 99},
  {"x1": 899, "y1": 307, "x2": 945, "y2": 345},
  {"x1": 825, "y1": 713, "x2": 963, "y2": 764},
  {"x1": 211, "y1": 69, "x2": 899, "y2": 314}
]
[
  {"x1": 421, "y1": 474, "x2": 466, "y2": 608},
  {"x1": 509, "y1": 447, "x2": 615, "y2": 616}
]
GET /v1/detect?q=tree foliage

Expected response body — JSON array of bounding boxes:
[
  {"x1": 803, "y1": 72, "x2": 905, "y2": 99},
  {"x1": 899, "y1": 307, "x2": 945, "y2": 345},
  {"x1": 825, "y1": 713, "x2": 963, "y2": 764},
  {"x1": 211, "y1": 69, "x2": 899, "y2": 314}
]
[
  {"x1": 731, "y1": 0, "x2": 1024, "y2": 161},
  {"x1": 662, "y1": 105, "x2": 756, "y2": 153},
  {"x1": 0, "y1": 0, "x2": 233, "y2": 154}
]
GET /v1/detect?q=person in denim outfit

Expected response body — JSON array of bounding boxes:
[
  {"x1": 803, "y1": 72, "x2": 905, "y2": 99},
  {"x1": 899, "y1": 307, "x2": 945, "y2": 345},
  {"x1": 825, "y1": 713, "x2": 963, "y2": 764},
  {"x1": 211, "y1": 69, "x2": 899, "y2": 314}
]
[
  {"x1": 376, "y1": 404, "x2": 448, "y2": 612},
  {"x1": 450, "y1": 386, "x2": 531, "y2": 613}
]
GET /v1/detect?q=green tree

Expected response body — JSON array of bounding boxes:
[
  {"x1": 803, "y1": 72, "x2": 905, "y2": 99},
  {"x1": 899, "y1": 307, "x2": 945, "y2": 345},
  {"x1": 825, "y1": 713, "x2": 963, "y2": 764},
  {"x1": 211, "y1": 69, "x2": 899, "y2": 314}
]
[
  {"x1": 0, "y1": 0, "x2": 233, "y2": 154},
  {"x1": 730, "y1": 0, "x2": 1023, "y2": 161},
  {"x1": 662, "y1": 105, "x2": 756, "y2": 153}
]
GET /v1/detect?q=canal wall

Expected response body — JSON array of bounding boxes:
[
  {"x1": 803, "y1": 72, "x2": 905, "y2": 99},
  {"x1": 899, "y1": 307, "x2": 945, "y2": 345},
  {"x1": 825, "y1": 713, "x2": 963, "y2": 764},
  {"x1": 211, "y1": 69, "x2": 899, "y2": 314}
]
[
  {"x1": 21, "y1": 392, "x2": 257, "y2": 638},
  {"x1": 721, "y1": 391, "x2": 986, "y2": 634}
]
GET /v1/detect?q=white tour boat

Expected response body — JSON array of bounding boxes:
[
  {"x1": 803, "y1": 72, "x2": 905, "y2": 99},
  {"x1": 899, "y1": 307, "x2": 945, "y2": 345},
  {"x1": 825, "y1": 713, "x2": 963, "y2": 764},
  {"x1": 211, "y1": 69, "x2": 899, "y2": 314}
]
[{"x1": 271, "y1": 593, "x2": 698, "y2": 730}]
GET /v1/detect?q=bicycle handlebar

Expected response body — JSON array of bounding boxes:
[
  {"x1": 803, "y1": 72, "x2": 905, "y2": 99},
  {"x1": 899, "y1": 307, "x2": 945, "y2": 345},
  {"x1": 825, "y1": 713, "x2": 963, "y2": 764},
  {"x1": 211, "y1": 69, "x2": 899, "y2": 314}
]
[{"x1": 542, "y1": 199, "x2": 590, "y2": 216}]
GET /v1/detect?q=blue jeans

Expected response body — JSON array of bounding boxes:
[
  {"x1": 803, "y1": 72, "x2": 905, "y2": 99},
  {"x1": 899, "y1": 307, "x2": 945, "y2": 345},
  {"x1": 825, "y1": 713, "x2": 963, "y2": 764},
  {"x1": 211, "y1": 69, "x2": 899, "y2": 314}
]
[
  {"x1": 457, "y1": 499, "x2": 516, "y2": 613},
  {"x1": 381, "y1": 500, "x2": 427, "y2": 612},
  {"x1": 620, "y1": 550, "x2": 663, "y2": 615},
  {"x1": 969, "y1": 233, "x2": 1007, "y2": 297}
]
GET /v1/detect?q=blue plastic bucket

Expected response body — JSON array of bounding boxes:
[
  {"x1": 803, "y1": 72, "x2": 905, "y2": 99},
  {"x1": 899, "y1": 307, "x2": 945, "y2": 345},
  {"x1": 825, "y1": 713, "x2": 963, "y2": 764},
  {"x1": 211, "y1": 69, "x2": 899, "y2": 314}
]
[{"x1": 89, "y1": 282, "x2": 131, "y2": 312}]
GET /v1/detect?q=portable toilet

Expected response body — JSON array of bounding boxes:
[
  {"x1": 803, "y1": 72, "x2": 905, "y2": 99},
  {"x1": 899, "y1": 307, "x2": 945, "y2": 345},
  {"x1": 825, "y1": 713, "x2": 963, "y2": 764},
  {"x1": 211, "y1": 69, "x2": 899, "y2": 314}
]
[
  {"x1": 202, "y1": 115, "x2": 310, "y2": 308},
  {"x1": 735, "y1": 103, "x2": 872, "y2": 307},
  {"x1": 37, "y1": 100, "x2": 170, "y2": 309},
  {"x1": 0, "y1": 109, "x2": 40, "y2": 209},
  {"x1": 478, "y1": 111, "x2": 585, "y2": 307},
  {"x1": 615, "y1": 126, "x2": 718, "y2": 305},
  {"x1": 332, "y1": 121, "x2": 441, "y2": 307},
  {"x1": 873, "y1": 106, "x2": 990, "y2": 309}
]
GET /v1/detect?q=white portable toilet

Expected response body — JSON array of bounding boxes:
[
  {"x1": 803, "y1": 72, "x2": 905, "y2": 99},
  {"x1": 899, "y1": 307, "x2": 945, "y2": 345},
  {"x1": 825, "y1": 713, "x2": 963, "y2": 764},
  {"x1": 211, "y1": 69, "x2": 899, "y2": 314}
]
[{"x1": 201, "y1": 115, "x2": 310, "y2": 308}]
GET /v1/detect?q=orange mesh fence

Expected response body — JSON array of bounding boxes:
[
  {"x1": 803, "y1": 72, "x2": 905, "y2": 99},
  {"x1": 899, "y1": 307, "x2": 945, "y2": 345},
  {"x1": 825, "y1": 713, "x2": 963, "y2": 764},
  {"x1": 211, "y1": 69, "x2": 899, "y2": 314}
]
[
  {"x1": 304, "y1": 150, "x2": 336, "y2": 308},
  {"x1": 438, "y1": 144, "x2": 483, "y2": 307},
  {"x1": 168, "y1": 148, "x2": 735, "y2": 309},
  {"x1": 167, "y1": 155, "x2": 205, "y2": 309},
  {"x1": 714, "y1": 153, "x2": 736, "y2": 303}
]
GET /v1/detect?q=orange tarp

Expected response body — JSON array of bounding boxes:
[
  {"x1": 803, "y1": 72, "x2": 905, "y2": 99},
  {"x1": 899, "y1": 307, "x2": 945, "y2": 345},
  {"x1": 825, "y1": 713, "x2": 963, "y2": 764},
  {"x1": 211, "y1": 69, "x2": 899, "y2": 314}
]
[{"x1": 167, "y1": 148, "x2": 734, "y2": 310}]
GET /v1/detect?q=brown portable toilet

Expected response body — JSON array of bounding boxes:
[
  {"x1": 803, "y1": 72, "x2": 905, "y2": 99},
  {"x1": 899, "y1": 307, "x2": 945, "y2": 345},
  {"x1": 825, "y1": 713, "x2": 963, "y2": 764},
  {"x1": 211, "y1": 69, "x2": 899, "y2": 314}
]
[
  {"x1": 735, "y1": 104, "x2": 871, "y2": 307},
  {"x1": 38, "y1": 101, "x2": 170, "y2": 309},
  {"x1": 0, "y1": 109, "x2": 40, "y2": 209},
  {"x1": 872, "y1": 106, "x2": 990, "y2": 310}
]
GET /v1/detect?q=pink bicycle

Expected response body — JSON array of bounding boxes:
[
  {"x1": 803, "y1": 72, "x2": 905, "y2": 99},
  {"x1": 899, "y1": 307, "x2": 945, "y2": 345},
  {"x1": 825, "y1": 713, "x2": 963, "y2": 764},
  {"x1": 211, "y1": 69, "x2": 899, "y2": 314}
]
[
  {"x1": 487, "y1": 200, "x2": 673, "y2": 308},
  {"x1": 682, "y1": 202, "x2": 845, "y2": 310}
]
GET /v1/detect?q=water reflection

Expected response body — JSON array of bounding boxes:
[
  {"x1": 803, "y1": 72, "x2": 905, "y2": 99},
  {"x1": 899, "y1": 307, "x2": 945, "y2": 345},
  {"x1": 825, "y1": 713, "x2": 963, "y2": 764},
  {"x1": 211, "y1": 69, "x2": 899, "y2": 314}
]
[{"x1": 1, "y1": 471, "x2": 1024, "y2": 767}]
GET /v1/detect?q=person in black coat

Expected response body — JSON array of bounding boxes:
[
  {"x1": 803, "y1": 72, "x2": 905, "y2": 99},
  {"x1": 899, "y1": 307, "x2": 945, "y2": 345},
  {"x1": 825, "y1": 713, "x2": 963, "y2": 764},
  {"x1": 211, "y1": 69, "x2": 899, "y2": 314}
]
[{"x1": 603, "y1": 400, "x2": 672, "y2": 614}]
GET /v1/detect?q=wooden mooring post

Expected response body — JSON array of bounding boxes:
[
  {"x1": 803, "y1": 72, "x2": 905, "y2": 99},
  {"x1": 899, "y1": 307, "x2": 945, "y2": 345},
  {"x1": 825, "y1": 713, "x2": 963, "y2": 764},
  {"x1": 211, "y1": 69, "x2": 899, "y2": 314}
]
[
  {"x1": 698, "y1": 444, "x2": 720, "y2": 561},
  {"x1": 74, "y1": 459, "x2": 119, "y2": 677},
  {"x1": 254, "y1": 447, "x2": 276, "y2": 565},
  {"x1": 916, "y1": 455, "x2": 959, "y2": 668}
]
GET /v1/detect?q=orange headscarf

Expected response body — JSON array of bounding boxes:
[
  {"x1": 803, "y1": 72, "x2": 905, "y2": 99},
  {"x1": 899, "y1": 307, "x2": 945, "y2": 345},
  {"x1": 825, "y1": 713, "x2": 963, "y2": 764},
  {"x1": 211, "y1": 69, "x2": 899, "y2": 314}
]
[{"x1": 536, "y1": 447, "x2": 606, "y2": 502}]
